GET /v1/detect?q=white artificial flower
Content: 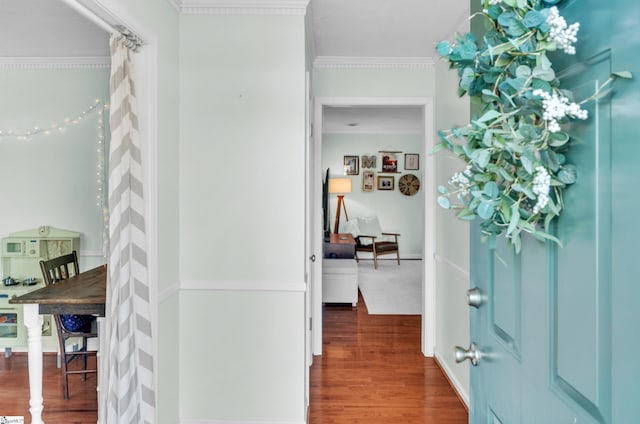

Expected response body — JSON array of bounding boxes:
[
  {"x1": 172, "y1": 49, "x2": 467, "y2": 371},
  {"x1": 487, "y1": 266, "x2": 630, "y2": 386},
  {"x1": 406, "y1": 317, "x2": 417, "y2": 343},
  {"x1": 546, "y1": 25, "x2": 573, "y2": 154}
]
[
  {"x1": 546, "y1": 6, "x2": 580, "y2": 55},
  {"x1": 532, "y1": 166, "x2": 551, "y2": 214},
  {"x1": 449, "y1": 165, "x2": 473, "y2": 195},
  {"x1": 532, "y1": 89, "x2": 588, "y2": 133}
]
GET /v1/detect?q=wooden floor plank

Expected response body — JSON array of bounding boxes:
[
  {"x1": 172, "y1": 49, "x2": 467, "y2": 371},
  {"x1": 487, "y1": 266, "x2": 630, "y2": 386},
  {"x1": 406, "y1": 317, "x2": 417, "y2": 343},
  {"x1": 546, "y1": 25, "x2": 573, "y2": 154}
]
[
  {"x1": 0, "y1": 353, "x2": 97, "y2": 424},
  {"x1": 309, "y1": 291, "x2": 468, "y2": 424}
]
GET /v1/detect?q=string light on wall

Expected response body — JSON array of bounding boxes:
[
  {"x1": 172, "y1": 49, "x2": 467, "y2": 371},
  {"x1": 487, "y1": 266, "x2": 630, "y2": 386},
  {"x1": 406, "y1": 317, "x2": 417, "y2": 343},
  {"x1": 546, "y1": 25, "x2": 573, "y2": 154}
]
[
  {"x1": 96, "y1": 103, "x2": 110, "y2": 258},
  {"x1": 0, "y1": 98, "x2": 110, "y2": 257},
  {"x1": 0, "y1": 99, "x2": 106, "y2": 140}
]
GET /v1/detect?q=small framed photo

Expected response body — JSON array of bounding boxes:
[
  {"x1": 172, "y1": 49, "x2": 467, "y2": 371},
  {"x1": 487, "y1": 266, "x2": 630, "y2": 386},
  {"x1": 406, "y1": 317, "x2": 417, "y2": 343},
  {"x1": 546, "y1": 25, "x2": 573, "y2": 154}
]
[
  {"x1": 362, "y1": 171, "x2": 375, "y2": 192},
  {"x1": 377, "y1": 175, "x2": 395, "y2": 191},
  {"x1": 405, "y1": 153, "x2": 420, "y2": 170},
  {"x1": 380, "y1": 152, "x2": 398, "y2": 173},
  {"x1": 344, "y1": 155, "x2": 359, "y2": 175}
]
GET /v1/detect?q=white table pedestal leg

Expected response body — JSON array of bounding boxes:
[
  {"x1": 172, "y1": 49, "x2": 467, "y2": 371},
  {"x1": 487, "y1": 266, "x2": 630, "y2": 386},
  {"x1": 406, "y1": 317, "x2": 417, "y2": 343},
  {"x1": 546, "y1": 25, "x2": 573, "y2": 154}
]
[{"x1": 23, "y1": 303, "x2": 44, "y2": 424}]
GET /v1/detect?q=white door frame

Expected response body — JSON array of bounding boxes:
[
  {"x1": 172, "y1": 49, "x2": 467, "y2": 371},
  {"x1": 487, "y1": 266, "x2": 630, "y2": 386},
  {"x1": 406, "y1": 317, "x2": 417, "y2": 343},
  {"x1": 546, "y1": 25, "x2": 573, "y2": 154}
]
[{"x1": 312, "y1": 96, "x2": 436, "y2": 356}]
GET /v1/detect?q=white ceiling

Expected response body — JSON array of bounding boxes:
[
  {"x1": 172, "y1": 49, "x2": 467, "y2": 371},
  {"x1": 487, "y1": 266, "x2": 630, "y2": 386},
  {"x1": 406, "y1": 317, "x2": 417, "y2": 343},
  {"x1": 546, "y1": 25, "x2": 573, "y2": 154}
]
[
  {"x1": 309, "y1": 0, "x2": 469, "y2": 58},
  {"x1": 0, "y1": 0, "x2": 469, "y2": 134}
]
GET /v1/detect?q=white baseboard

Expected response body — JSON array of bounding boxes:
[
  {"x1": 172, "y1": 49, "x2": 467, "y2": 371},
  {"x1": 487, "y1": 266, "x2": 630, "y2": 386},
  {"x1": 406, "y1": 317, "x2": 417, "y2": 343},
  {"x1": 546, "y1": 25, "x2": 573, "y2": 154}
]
[{"x1": 434, "y1": 351, "x2": 470, "y2": 410}]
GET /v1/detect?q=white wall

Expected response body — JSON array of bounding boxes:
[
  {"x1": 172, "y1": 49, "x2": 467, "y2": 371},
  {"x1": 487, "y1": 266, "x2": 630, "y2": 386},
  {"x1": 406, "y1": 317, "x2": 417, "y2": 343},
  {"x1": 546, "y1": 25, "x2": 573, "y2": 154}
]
[
  {"x1": 322, "y1": 132, "x2": 425, "y2": 257},
  {"x1": 433, "y1": 57, "x2": 471, "y2": 405},
  {"x1": 0, "y1": 68, "x2": 109, "y2": 271},
  {"x1": 179, "y1": 12, "x2": 307, "y2": 423}
]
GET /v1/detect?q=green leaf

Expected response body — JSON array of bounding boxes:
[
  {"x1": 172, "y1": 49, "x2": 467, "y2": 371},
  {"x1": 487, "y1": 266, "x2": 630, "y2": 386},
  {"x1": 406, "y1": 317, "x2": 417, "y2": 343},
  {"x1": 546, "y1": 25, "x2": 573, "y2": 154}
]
[
  {"x1": 475, "y1": 149, "x2": 491, "y2": 169},
  {"x1": 473, "y1": 173, "x2": 492, "y2": 182},
  {"x1": 512, "y1": 232, "x2": 522, "y2": 254},
  {"x1": 513, "y1": 183, "x2": 536, "y2": 199},
  {"x1": 459, "y1": 42, "x2": 478, "y2": 60},
  {"x1": 438, "y1": 196, "x2": 451, "y2": 209},
  {"x1": 531, "y1": 228, "x2": 563, "y2": 246},
  {"x1": 611, "y1": 71, "x2": 632, "y2": 79},
  {"x1": 482, "y1": 90, "x2": 501, "y2": 103},
  {"x1": 460, "y1": 67, "x2": 475, "y2": 91},
  {"x1": 516, "y1": 65, "x2": 532, "y2": 78},
  {"x1": 523, "y1": 10, "x2": 545, "y2": 28},
  {"x1": 477, "y1": 109, "x2": 502, "y2": 123},
  {"x1": 478, "y1": 201, "x2": 496, "y2": 219},
  {"x1": 457, "y1": 208, "x2": 476, "y2": 220},
  {"x1": 436, "y1": 40, "x2": 452, "y2": 56},
  {"x1": 520, "y1": 155, "x2": 534, "y2": 174},
  {"x1": 533, "y1": 65, "x2": 556, "y2": 82},
  {"x1": 498, "y1": 167, "x2": 515, "y2": 182},
  {"x1": 548, "y1": 131, "x2": 570, "y2": 147},
  {"x1": 540, "y1": 150, "x2": 560, "y2": 172},
  {"x1": 430, "y1": 142, "x2": 447, "y2": 154},
  {"x1": 482, "y1": 130, "x2": 494, "y2": 147},
  {"x1": 507, "y1": 204, "x2": 521, "y2": 235},
  {"x1": 484, "y1": 181, "x2": 499, "y2": 198},
  {"x1": 557, "y1": 165, "x2": 577, "y2": 184},
  {"x1": 536, "y1": 53, "x2": 552, "y2": 71}
]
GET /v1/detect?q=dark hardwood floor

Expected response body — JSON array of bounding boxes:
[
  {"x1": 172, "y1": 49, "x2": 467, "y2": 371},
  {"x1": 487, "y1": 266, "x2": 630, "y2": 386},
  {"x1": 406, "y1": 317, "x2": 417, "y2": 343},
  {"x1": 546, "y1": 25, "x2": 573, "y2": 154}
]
[
  {"x1": 0, "y1": 353, "x2": 97, "y2": 423},
  {"x1": 309, "y1": 291, "x2": 468, "y2": 424},
  {"x1": 1, "y1": 291, "x2": 467, "y2": 424}
]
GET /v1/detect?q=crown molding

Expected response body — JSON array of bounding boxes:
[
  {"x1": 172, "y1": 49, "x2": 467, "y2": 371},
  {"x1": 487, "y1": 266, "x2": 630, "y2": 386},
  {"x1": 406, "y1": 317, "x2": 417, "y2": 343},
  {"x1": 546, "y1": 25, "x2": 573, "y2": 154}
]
[
  {"x1": 313, "y1": 56, "x2": 435, "y2": 70},
  {"x1": 179, "y1": 0, "x2": 309, "y2": 15},
  {"x1": 0, "y1": 56, "x2": 110, "y2": 69},
  {"x1": 166, "y1": 0, "x2": 181, "y2": 12}
]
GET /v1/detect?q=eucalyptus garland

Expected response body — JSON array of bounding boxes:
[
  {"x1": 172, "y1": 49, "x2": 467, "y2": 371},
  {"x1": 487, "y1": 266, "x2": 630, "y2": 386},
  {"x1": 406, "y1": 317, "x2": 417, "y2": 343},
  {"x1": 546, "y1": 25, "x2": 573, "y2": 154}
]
[{"x1": 434, "y1": 0, "x2": 630, "y2": 252}]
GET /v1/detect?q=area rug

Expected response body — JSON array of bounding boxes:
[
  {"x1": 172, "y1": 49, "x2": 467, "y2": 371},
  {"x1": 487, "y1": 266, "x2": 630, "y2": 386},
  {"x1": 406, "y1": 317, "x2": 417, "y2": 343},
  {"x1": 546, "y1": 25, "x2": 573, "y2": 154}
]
[{"x1": 357, "y1": 259, "x2": 422, "y2": 315}]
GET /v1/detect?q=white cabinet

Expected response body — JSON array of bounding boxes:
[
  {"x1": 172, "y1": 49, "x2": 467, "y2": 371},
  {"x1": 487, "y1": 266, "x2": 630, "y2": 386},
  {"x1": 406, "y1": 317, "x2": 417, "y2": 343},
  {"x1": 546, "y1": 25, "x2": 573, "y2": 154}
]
[{"x1": 322, "y1": 259, "x2": 358, "y2": 307}]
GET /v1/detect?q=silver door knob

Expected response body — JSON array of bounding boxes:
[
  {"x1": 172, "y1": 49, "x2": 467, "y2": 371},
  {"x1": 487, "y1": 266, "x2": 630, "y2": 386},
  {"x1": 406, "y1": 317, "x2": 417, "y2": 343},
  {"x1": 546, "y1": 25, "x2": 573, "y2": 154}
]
[
  {"x1": 467, "y1": 287, "x2": 484, "y2": 308},
  {"x1": 455, "y1": 342, "x2": 481, "y2": 366}
]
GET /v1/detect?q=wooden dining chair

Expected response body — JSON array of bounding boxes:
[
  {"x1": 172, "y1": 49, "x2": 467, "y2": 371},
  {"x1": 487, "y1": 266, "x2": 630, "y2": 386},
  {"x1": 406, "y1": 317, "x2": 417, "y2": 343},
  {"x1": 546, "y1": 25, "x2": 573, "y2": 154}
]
[{"x1": 39, "y1": 251, "x2": 97, "y2": 400}]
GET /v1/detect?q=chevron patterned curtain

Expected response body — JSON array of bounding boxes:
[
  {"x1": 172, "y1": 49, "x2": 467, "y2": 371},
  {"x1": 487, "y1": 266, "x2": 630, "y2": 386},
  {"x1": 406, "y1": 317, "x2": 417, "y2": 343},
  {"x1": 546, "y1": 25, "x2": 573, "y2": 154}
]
[{"x1": 99, "y1": 33, "x2": 155, "y2": 424}]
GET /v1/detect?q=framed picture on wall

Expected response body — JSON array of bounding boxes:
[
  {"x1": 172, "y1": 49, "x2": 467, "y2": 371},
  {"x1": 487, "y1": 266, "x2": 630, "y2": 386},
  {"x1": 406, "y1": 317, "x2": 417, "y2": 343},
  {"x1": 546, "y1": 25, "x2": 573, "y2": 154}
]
[
  {"x1": 380, "y1": 151, "x2": 399, "y2": 173},
  {"x1": 404, "y1": 153, "x2": 419, "y2": 170},
  {"x1": 344, "y1": 155, "x2": 359, "y2": 175},
  {"x1": 362, "y1": 171, "x2": 375, "y2": 192},
  {"x1": 377, "y1": 175, "x2": 394, "y2": 191}
]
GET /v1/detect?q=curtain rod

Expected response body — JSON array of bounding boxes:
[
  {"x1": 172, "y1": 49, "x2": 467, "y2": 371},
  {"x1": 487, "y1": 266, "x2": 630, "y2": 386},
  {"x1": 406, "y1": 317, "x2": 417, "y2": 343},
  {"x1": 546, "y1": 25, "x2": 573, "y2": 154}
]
[
  {"x1": 59, "y1": 0, "x2": 144, "y2": 49},
  {"x1": 60, "y1": 0, "x2": 115, "y2": 34}
]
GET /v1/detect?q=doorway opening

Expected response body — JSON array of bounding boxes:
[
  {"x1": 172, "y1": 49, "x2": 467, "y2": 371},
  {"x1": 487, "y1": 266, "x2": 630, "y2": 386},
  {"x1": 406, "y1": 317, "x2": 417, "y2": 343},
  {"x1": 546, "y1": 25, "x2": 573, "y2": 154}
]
[{"x1": 311, "y1": 96, "x2": 436, "y2": 357}]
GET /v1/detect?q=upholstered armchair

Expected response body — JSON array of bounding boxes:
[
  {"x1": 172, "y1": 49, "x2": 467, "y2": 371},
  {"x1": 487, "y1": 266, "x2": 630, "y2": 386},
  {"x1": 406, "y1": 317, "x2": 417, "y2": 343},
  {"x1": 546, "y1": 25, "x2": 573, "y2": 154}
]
[{"x1": 344, "y1": 216, "x2": 400, "y2": 270}]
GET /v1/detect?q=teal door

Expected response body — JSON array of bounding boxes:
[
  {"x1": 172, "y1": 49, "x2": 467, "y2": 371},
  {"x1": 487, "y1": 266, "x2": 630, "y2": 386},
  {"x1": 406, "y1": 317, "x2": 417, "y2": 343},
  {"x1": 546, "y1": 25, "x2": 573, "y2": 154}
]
[{"x1": 469, "y1": 0, "x2": 640, "y2": 422}]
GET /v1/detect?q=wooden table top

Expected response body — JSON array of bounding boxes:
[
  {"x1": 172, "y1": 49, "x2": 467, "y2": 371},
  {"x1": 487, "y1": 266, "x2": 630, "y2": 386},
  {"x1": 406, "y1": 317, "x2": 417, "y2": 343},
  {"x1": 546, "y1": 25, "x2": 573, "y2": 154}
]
[
  {"x1": 328, "y1": 233, "x2": 356, "y2": 245},
  {"x1": 9, "y1": 264, "x2": 107, "y2": 316}
]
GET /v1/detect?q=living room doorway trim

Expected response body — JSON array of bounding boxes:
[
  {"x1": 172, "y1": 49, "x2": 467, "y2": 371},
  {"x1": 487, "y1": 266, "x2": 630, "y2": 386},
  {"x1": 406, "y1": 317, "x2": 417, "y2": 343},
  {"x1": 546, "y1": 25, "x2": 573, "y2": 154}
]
[{"x1": 312, "y1": 96, "x2": 436, "y2": 357}]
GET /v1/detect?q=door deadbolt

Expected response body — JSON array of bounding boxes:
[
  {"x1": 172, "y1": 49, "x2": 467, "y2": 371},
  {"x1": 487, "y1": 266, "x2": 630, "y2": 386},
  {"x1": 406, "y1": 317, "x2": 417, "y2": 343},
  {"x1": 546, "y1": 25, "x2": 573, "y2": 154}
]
[{"x1": 467, "y1": 287, "x2": 484, "y2": 308}]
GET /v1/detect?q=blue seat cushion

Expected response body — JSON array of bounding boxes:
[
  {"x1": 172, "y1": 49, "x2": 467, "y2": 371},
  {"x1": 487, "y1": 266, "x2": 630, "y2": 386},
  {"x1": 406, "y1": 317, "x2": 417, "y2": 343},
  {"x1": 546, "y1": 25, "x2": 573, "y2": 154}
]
[{"x1": 60, "y1": 314, "x2": 94, "y2": 332}]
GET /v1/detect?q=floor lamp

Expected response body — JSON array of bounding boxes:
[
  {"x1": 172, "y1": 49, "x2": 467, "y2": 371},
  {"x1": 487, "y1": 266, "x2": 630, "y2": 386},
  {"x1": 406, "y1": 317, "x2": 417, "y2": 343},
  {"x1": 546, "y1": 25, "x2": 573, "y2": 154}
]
[{"x1": 328, "y1": 178, "x2": 352, "y2": 233}]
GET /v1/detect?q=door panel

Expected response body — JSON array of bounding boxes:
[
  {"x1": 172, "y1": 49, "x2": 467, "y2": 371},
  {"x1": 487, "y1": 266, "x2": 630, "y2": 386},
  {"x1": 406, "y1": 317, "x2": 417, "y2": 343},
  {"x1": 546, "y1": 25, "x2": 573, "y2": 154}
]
[
  {"x1": 469, "y1": 1, "x2": 640, "y2": 422},
  {"x1": 470, "y1": 230, "x2": 520, "y2": 424},
  {"x1": 491, "y1": 243, "x2": 521, "y2": 358}
]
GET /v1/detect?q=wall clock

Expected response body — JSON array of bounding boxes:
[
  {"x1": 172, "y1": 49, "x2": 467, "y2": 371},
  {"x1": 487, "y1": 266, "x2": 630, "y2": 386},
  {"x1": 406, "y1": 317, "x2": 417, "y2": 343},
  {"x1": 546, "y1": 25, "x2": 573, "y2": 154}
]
[{"x1": 398, "y1": 174, "x2": 420, "y2": 196}]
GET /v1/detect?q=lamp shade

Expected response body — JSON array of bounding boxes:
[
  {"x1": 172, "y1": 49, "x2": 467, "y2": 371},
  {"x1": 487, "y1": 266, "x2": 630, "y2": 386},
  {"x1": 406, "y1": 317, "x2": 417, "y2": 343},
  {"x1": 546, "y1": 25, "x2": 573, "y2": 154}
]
[{"x1": 328, "y1": 178, "x2": 352, "y2": 194}]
